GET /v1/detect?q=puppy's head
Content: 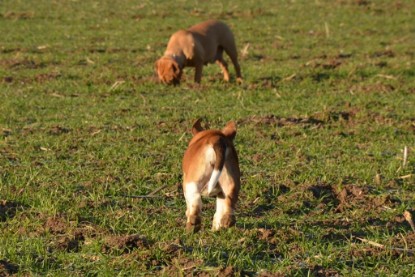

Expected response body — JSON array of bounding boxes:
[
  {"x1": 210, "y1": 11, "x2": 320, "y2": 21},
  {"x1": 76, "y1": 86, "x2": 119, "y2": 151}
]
[
  {"x1": 155, "y1": 57, "x2": 181, "y2": 85},
  {"x1": 192, "y1": 118, "x2": 237, "y2": 141}
]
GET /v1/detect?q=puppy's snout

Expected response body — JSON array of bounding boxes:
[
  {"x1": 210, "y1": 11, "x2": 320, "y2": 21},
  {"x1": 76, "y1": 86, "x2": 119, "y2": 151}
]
[{"x1": 172, "y1": 78, "x2": 181, "y2": 86}]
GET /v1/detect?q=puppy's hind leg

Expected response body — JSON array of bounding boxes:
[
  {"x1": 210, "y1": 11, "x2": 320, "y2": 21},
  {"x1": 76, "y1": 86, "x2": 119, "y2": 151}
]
[
  {"x1": 212, "y1": 165, "x2": 239, "y2": 231},
  {"x1": 184, "y1": 182, "x2": 202, "y2": 233},
  {"x1": 212, "y1": 194, "x2": 236, "y2": 231},
  {"x1": 223, "y1": 43, "x2": 242, "y2": 83}
]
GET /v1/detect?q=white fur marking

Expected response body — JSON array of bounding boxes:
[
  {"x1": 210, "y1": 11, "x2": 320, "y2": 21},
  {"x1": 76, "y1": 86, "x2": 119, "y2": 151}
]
[
  {"x1": 207, "y1": 169, "x2": 221, "y2": 196},
  {"x1": 184, "y1": 182, "x2": 201, "y2": 216},
  {"x1": 212, "y1": 198, "x2": 230, "y2": 231},
  {"x1": 205, "y1": 146, "x2": 215, "y2": 163},
  {"x1": 204, "y1": 146, "x2": 222, "y2": 196}
]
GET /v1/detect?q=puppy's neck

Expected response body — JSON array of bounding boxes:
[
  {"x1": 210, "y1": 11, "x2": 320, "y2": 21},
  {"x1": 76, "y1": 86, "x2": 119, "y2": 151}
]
[{"x1": 163, "y1": 52, "x2": 185, "y2": 69}]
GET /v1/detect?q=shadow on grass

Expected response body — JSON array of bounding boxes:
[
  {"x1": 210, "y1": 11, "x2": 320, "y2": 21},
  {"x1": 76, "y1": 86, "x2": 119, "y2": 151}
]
[
  {"x1": 0, "y1": 260, "x2": 18, "y2": 276},
  {"x1": 0, "y1": 200, "x2": 25, "y2": 221}
]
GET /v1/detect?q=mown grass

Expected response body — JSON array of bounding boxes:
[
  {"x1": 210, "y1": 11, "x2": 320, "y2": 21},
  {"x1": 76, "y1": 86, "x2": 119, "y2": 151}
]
[{"x1": 1, "y1": 0, "x2": 415, "y2": 275}]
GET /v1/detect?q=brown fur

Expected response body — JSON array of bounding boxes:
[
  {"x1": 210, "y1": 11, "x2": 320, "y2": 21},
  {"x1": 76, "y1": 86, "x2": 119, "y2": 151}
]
[
  {"x1": 182, "y1": 119, "x2": 240, "y2": 232},
  {"x1": 155, "y1": 20, "x2": 242, "y2": 85}
]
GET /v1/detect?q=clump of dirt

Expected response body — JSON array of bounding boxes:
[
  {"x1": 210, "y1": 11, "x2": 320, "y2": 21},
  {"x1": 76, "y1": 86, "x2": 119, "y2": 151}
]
[
  {"x1": 239, "y1": 114, "x2": 324, "y2": 127},
  {"x1": 349, "y1": 233, "x2": 412, "y2": 259},
  {"x1": 2, "y1": 76, "x2": 13, "y2": 83},
  {"x1": 44, "y1": 216, "x2": 68, "y2": 234},
  {"x1": 309, "y1": 184, "x2": 339, "y2": 206},
  {"x1": 56, "y1": 231, "x2": 85, "y2": 252},
  {"x1": 391, "y1": 231, "x2": 415, "y2": 250},
  {"x1": 334, "y1": 184, "x2": 397, "y2": 212},
  {"x1": 350, "y1": 83, "x2": 395, "y2": 94},
  {"x1": 311, "y1": 265, "x2": 340, "y2": 277},
  {"x1": 257, "y1": 228, "x2": 276, "y2": 244},
  {"x1": 218, "y1": 266, "x2": 236, "y2": 277},
  {"x1": 306, "y1": 184, "x2": 398, "y2": 213},
  {"x1": 48, "y1": 125, "x2": 71, "y2": 135},
  {"x1": 34, "y1": 72, "x2": 61, "y2": 83},
  {"x1": 370, "y1": 49, "x2": 395, "y2": 58},
  {"x1": 160, "y1": 257, "x2": 203, "y2": 276},
  {"x1": 1, "y1": 128, "x2": 12, "y2": 137},
  {"x1": 0, "y1": 260, "x2": 18, "y2": 276},
  {"x1": 102, "y1": 234, "x2": 151, "y2": 254},
  {"x1": 335, "y1": 185, "x2": 366, "y2": 210},
  {"x1": 0, "y1": 200, "x2": 22, "y2": 221},
  {"x1": 305, "y1": 58, "x2": 342, "y2": 69},
  {"x1": 312, "y1": 109, "x2": 357, "y2": 123},
  {"x1": 162, "y1": 238, "x2": 184, "y2": 257},
  {"x1": 0, "y1": 57, "x2": 43, "y2": 69},
  {"x1": 251, "y1": 76, "x2": 281, "y2": 89},
  {"x1": 1, "y1": 11, "x2": 35, "y2": 20},
  {"x1": 321, "y1": 228, "x2": 348, "y2": 243},
  {"x1": 257, "y1": 271, "x2": 285, "y2": 277}
]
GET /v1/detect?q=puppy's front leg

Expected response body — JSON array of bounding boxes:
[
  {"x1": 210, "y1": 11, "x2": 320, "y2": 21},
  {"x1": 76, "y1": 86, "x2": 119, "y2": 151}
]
[
  {"x1": 184, "y1": 182, "x2": 202, "y2": 232},
  {"x1": 194, "y1": 64, "x2": 203, "y2": 83},
  {"x1": 216, "y1": 59, "x2": 230, "y2": 82}
]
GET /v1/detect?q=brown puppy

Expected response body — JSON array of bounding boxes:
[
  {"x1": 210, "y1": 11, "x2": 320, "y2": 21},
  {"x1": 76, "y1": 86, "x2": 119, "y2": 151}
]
[
  {"x1": 182, "y1": 119, "x2": 241, "y2": 232},
  {"x1": 155, "y1": 20, "x2": 242, "y2": 85}
]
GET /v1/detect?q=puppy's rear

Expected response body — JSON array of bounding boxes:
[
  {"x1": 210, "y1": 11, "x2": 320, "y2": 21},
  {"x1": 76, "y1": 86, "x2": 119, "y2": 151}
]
[{"x1": 182, "y1": 119, "x2": 240, "y2": 232}]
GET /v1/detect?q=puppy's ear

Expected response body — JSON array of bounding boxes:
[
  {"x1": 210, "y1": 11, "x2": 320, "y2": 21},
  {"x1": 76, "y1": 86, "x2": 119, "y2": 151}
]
[
  {"x1": 222, "y1": 121, "x2": 237, "y2": 140},
  {"x1": 172, "y1": 61, "x2": 180, "y2": 76},
  {"x1": 192, "y1": 118, "x2": 204, "y2": 135}
]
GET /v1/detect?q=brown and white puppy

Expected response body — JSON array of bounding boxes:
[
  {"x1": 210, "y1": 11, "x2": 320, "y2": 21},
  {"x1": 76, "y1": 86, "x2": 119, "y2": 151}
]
[
  {"x1": 182, "y1": 119, "x2": 240, "y2": 232},
  {"x1": 155, "y1": 20, "x2": 242, "y2": 85}
]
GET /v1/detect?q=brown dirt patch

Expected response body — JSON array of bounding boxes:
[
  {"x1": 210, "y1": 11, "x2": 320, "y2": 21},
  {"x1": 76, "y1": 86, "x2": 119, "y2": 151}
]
[
  {"x1": 160, "y1": 257, "x2": 203, "y2": 276},
  {"x1": 48, "y1": 125, "x2": 71, "y2": 135},
  {"x1": 309, "y1": 184, "x2": 339, "y2": 206},
  {"x1": 2, "y1": 76, "x2": 14, "y2": 83},
  {"x1": 311, "y1": 265, "x2": 340, "y2": 277},
  {"x1": 102, "y1": 234, "x2": 151, "y2": 254},
  {"x1": 251, "y1": 76, "x2": 282, "y2": 89},
  {"x1": 370, "y1": 49, "x2": 395, "y2": 58},
  {"x1": 334, "y1": 184, "x2": 398, "y2": 212},
  {"x1": 34, "y1": 72, "x2": 61, "y2": 83},
  {"x1": 218, "y1": 266, "x2": 236, "y2": 277},
  {"x1": 0, "y1": 260, "x2": 18, "y2": 276},
  {"x1": 239, "y1": 114, "x2": 324, "y2": 127},
  {"x1": 392, "y1": 232, "x2": 415, "y2": 250},
  {"x1": 312, "y1": 109, "x2": 357, "y2": 123},
  {"x1": 55, "y1": 231, "x2": 85, "y2": 252},
  {"x1": 1, "y1": 128, "x2": 12, "y2": 137},
  {"x1": 305, "y1": 58, "x2": 342, "y2": 69},
  {"x1": 257, "y1": 271, "x2": 285, "y2": 277},
  {"x1": 349, "y1": 246, "x2": 385, "y2": 259},
  {"x1": 0, "y1": 58, "x2": 44, "y2": 70},
  {"x1": 1, "y1": 11, "x2": 35, "y2": 20},
  {"x1": 350, "y1": 83, "x2": 395, "y2": 94},
  {"x1": 162, "y1": 238, "x2": 185, "y2": 257},
  {"x1": 0, "y1": 147, "x2": 19, "y2": 162},
  {"x1": 257, "y1": 228, "x2": 276, "y2": 242},
  {"x1": 306, "y1": 184, "x2": 398, "y2": 213},
  {"x1": 44, "y1": 216, "x2": 68, "y2": 234}
]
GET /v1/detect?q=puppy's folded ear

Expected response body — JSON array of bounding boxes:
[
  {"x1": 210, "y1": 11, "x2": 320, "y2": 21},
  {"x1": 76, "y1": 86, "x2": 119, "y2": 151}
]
[
  {"x1": 192, "y1": 118, "x2": 204, "y2": 135},
  {"x1": 172, "y1": 62, "x2": 180, "y2": 76},
  {"x1": 222, "y1": 121, "x2": 237, "y2": 140}
]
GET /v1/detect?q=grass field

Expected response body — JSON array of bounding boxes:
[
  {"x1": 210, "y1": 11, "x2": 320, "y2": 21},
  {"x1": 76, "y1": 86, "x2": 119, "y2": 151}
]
[{"x1": 1, "y1": 0, "x2": 415, "y2": 275}]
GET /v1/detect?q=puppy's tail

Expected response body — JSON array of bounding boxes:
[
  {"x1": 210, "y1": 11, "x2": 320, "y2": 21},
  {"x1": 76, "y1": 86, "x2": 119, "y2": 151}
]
[{"x1": 207, "y1": 138, "x2": 227, "y2": 196}]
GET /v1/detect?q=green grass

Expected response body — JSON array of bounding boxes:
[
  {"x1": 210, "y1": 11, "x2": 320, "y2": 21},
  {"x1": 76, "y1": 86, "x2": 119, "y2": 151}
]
[{"x1": 1, "y1": 0, "x2": 415, "y2": 275}]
